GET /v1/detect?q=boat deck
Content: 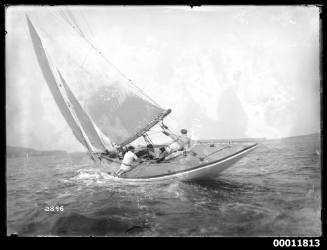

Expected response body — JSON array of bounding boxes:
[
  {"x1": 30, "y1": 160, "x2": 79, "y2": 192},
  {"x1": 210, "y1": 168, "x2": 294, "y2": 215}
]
[{"x1": 100, "y1": 142, "x2": 257, "y2": 179}]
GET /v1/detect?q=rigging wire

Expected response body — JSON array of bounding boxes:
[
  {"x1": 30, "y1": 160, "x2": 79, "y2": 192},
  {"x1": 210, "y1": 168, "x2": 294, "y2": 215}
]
[
  {"x1": 67, "y1": 9, "x2": 88, "y2": 39},
  {"x1": 47, "y1": 10, "x2": 93, "y2": 70},
  {"x1": 146, "y1": 130, "x2": 164, "y2": 135},
  {"x1": 59, "y1": 9, "x2": 85, "y2": 38},
  {"x1": 81, "y1": 44, "x2": 93, "y2": 68},
  {"x1": 160, "y1": 121, "x2": 179, "y2": 138},
  {"x1": 79, "y1": 9, "x2": 95, "y2": 39},
  {"x1": 56, "y1": 7, "x2": 163, "y2": 108},
  {"x1": 142, "y1": 133, "x2": 153, "y2": 146},
  {"x1": 58, "y1": 10, "x2": 76, "y2": 33},
  {"x1": 33, "y1": 15, "x2": 94, "y2": 78},
  {"x1": 45, "y1": 10, "x2": 106, "y2": 78}
]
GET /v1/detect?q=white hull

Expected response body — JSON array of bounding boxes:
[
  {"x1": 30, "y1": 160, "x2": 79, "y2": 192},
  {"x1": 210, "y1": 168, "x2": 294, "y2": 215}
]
[{"x1": 99, "y1": 143, "x2": 257, "y2": 184}]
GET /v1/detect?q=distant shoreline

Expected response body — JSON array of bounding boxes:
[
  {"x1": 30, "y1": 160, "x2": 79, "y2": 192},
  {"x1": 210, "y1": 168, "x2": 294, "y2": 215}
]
[
  {"x1": 198, "y1": 132, "x2": 320, "y2": 143},
  {"x1": 6, "y1": 146, "x2": 67, "y2": 158}
]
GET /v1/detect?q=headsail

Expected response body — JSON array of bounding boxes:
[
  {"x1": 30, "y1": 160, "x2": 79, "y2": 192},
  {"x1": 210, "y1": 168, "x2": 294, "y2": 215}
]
[{"x1": 26, "y1": 15, "x2": 111, "y2": 155}]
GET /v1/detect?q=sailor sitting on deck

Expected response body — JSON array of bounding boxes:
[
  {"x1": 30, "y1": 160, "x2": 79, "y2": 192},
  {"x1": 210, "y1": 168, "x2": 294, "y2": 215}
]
[
  {"x1": 115, "y1": 146, "x2": 141, "y2": 177},
  {"x1": 146, "y1": 144, "x2": 158, "y2": 160},
  {"x1": 157, "y1": 128, "x2": 191, "y2": 162},
  {"x1": 135, "y1": 144, "x2": 157, "y2": 160}
]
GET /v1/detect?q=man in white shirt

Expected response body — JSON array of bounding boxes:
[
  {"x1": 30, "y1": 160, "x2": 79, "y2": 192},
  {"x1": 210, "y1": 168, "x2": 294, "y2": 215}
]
[
  {"x1": 115, "y1": 146, "x2": 140, "y2": 176},
  {"x1": 157, "y1": 128, "x2": 191, "y2": 162},
  {"x1": 167, "y1": 129, "x2": 191, "y2": 152}
]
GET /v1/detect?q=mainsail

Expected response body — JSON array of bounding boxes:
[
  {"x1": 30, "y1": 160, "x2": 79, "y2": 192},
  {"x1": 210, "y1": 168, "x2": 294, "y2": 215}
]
[
  {"x1": 86, "y1": 85, "x2": 169, "y2": 146},
  {"x1": 26, "y1": 9, "x2": 171, "y2": 152}
]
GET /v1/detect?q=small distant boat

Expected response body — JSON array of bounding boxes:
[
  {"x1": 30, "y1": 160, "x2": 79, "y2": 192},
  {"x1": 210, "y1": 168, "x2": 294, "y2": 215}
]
[{"x1": 26, "y1": 8, "x2": 257, "y2": 184}]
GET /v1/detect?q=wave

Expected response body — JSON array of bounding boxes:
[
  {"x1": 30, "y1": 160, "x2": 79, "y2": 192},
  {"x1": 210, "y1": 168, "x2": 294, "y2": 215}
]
[{"x1": 50, "y1": 212, "x2": 149, "y2": 236}]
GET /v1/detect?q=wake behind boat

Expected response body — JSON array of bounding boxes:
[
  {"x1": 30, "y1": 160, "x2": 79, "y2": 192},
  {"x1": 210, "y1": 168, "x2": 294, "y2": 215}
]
[{"x1": 26, "y1": 8, "x2": 258, "y2": 184}]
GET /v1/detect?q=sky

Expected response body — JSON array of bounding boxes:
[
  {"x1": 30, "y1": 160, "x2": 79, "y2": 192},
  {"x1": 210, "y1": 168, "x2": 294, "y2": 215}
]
[{"x1": 6, "y1": 5, "x2": 321, "y2": 152}]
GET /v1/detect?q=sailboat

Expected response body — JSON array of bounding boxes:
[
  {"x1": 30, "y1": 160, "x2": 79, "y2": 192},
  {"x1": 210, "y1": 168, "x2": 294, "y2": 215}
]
[{"x1": 25, "y1": 9, "x2": 257, "y2": 184}]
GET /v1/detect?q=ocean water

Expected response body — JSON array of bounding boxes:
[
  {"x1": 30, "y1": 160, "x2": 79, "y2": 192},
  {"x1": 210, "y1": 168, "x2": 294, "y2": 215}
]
[{"x1": 6, "y1": 134, "x2": 321, "y2": 236}]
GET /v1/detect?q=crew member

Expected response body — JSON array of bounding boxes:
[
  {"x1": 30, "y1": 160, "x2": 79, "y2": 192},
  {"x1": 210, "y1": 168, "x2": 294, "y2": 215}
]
[
  {"x1": 115, "y1": 146, "x2": 140, "y2": 176},
  {"x1": 157, "y1": 128, "x2": 191, "y2": 162},
  {"x1": 144, "y1": 144, "x2": 157, "y2": 160}
]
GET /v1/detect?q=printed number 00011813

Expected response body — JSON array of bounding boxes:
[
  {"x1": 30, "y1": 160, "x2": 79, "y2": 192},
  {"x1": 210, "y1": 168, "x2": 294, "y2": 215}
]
[{"x1": 273, "y1": 239, "x2": 320, "y2": 247}]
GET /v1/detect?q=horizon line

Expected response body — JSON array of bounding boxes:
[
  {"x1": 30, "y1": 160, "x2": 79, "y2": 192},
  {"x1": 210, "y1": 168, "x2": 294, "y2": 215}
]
[{"x1": 6, "y1": 132, "x2": 320, "y2": 152}]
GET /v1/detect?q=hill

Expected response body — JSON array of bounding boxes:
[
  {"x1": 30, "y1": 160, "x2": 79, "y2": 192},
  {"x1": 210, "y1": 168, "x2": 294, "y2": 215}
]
[{"x1": 6, "y1": 146, "x2": 67, "y2": 158}]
